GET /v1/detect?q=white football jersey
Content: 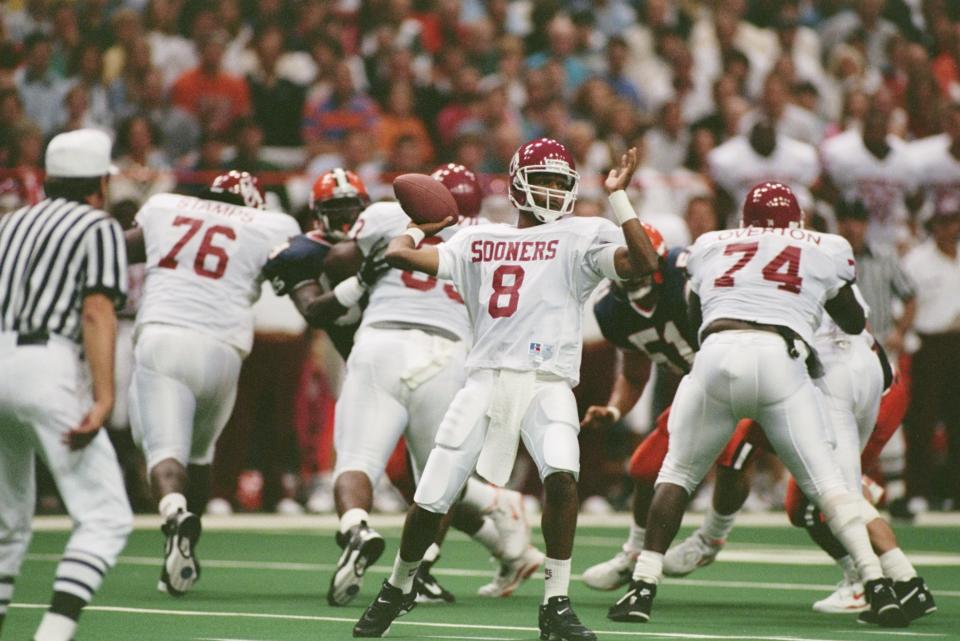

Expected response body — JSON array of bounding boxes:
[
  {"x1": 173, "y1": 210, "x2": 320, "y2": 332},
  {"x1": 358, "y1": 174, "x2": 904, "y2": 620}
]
[
  {"x1": 436, "y1": 216, "x2": 623, "y2": 385},
  {"x1": 351, "y1": 201, "x2": 481, "y2": 342},
  {"x1": 709, "y1": 134, "x2": 820, "y2": 211},
  {"x1": 820, "y1": 130, "x2": 918, "y2": 249},
  {"x1": 686, "y1": 227, "x2": 856, "y2": 345},
  {"x1": 135, "y1": 193, "x2": 300, "y2": 355},
  {"x1": 910, "y1": 134, "x2": 960, "y2": 215}
]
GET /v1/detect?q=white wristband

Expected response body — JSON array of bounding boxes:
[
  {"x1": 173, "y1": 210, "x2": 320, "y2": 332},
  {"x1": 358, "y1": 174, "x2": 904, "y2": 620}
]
[
  {"x1": 608, "y1": 190, "x2": 638, "y2": 226},
  {"x1": 606, "y1": 405, "x2": 622, "y2": 422},
  {"x1": 403, "y1": 227, "x2": 426, "y2": 246},
  {"x1": 333, "y1": 276, "x2": 366, "y2": 308}
]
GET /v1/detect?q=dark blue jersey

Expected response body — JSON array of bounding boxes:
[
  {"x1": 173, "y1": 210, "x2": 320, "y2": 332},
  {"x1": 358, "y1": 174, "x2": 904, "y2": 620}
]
[{"x1": 593, "y1": 247, "x2": 698, "y2": 375}]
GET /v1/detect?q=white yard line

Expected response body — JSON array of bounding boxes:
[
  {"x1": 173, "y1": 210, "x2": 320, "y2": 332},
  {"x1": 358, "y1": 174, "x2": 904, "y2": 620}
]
[
  {"x1": 6, "y1": 603, "x2": 947, "y2": 641},
  {"x1": 23, "y1": 549, "x2": 960, "y2": 580},
  {"x1": 28, "y1": 511, "x2": 960, "y2": 531}
]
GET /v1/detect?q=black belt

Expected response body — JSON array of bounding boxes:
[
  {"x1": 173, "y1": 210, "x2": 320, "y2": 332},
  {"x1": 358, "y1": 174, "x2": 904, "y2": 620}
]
[
  {"x1": 16, "y1": 330, "x2": 49, "y2": 346},
  {"x1": 702, "y1": 319, "x2": 824, "y2": 378}
]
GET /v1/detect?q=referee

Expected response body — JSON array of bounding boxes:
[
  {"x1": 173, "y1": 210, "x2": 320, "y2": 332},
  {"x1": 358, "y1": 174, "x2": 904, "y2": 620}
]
[{"x1": 0, "y1": 129, "x2": 132, "y2": 641}]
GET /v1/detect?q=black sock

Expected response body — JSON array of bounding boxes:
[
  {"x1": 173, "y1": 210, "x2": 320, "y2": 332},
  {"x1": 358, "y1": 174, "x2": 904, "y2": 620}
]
[{"x1": 50, "y1": 591, "x2": 87, "y2": 622}]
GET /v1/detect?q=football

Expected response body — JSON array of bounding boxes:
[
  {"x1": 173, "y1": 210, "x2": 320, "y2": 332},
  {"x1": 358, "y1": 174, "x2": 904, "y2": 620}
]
[{"x1": 393, "y1": 173, "x2": 459, "y2": 224}]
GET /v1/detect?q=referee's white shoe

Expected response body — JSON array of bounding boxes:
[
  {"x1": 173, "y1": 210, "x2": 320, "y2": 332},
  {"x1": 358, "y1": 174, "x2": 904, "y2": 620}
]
[{"x1": 158, "y1": 511, "x2": 203, "y2": 596}]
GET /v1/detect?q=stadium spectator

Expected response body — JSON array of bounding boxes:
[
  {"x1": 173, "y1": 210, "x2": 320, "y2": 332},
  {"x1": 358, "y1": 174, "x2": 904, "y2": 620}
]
[
  {"x1": 901, "y1": 210, "x2": 960, "y2": 513},
  {"x1": 109, "y1": 115, "x2": 175, "y2": 206},
  {"x1": 170, "y1": 32, "x2": 251, "y2": 137},
  {"x1": 375, "y1": 81, "x2": 434, "y2": 166},
  {"x1": 14, "y1": 32, "x2": 69, "y2": 137},
  {"x1": 138, "y1": 68, "x2": 201, "y2": 166},
  {"x1": 302, "y1": 60, "x2": 379, "y2": 157},
  {"x1": 246, "y1": 23, "x2": 306, "y2": 148}
]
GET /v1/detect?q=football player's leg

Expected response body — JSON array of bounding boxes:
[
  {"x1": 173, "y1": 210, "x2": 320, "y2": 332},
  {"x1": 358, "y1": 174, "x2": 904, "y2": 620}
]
[
  {"x1": 188, "y1": 337, "x2": 242, "y2": 514},
  {"x1": 521, "y1": 381, "x2": 595, "y2": 640},
  {"x1": 355, "y1": 372, "x2": 492, "y2": 638},
  {"x1": 0, "y1": 416, "x2": 35, "y2": 635},
  {"x1": 664, "y1": 419, "x2": 764, "y2": 577},
  {"x1": 758, "y1": 382, "x2": 905, "y2": 626}
]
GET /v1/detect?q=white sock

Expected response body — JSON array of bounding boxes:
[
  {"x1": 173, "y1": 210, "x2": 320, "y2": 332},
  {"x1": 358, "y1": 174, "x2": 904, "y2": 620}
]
[
  {"x1": 158, "y1": 493, "x2": 187, "y2": 521},
  {"x1": 422, "y1": 543, "x2": 441, "y2": 564},
  {"x1": 543, "y1": 557, "x2": 571, "y2": 603},
  {"x1": 34, "y1": 612, "x2": 77, "y2": 641},
  {"x1": 387, "y1": 552, "x2": 420, "y2": 593},
  {"x1": 821, "y1": 492, "x2": 882, "y2": 581},
  {"x1": 880, "y1": 548, "x2": 917, "y2": 582},
  {"x1": 339, "y1": 508, "x2": 369, "y2": 534},
  {"x1": 471, "y1": 518, "x2": 502, "y2": 556},
  {"x1": 462, "y1": 478, "x2": 499, "y2": 513},
  {"x1": 701, "y1": 508, "x2": 737, "y2": 544},
  {"x1": 622, "y1": 523, "x2": 645, "y2": 554},
  {"x1": 632, "y1": 550, "x2": 664, "y2": 583},
  {"x1": 838, "y1": 555, "x2": 861, "y2": 583}
]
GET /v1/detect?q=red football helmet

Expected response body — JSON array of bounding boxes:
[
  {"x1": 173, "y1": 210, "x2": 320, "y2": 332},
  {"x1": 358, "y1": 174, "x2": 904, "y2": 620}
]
[
  {"x1": 624, "y1": 222, "x2": 668, "y2": 318},
  {"x1": 209, "y1": 170, "x2": 266, "y2": 209},
  {"x1": 431, "y1": 163, "x2": 482, "y2": 218},
  {"x1": 508, "y1": 138, "x2": 579, "y2": 223},
  {"x1": 740, "y1": 181, "x2": 803, "y2": 229},
  {"x1": 310, "y1": 168, "x2": 369, "y2": 241}
]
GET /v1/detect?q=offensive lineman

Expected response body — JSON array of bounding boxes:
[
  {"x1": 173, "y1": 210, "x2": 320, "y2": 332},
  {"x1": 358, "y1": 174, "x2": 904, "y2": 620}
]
[
  {"x1": 619, "y1": 182, "x2": 907, "y2": 627},
  {"x1": 125, "y1": 171, "x2": 300, "y2": 596},
  {"x1": 264, "y1": 166, "x2": 540, "y2": 606},
  {"x1": 352, "y1": 140, "x2": 661, "y2": 640},
  {"x1": 0, "y1": 129, "x2": 132, "y2": 641}
]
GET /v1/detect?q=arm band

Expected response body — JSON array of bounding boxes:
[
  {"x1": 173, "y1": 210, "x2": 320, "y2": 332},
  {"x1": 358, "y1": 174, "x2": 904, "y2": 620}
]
[
  {"x1": 333, "y1": 276, "x2": 366, "y2": 308},
  {"x1": 403, "y1": 227, "x2": 426, "y2": 246},
  {"x1": 608, "y1": 190, "x2": 638, "y2": 226},
  {"x1": 606, "y1": 405, "x2": 622, "y2": 422}
]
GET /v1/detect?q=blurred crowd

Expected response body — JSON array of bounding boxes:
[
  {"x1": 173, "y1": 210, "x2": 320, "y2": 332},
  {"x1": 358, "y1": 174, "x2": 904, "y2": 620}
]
[{"x1": 4, "y1": 0, "x2": 960, "y2": 518}]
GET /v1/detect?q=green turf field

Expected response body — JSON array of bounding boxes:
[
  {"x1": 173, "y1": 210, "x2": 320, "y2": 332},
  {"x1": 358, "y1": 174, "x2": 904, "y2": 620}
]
[{"x1": 6, "y1": 515, "x2": 958, "y2": 641}]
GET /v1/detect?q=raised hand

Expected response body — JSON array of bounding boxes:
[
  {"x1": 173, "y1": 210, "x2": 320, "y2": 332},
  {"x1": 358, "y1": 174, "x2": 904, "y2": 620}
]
[{"x1": 604, "y1": 147, "x2": 640, "y2": 194}]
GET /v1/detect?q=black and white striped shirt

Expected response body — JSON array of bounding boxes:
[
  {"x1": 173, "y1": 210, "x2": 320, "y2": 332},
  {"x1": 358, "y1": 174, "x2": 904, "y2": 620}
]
[{"x1": 0, "y1": 198, "x2": 127, "y2": 343}]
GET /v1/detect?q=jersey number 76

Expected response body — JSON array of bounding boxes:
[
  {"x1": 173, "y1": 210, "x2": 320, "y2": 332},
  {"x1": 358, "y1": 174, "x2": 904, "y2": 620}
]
[{"x1": 159, "y1": 215, "x2": 236, "y2": 280}]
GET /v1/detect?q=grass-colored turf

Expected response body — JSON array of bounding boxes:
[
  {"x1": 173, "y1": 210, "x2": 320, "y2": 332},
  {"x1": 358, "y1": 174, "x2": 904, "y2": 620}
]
[{"x1": 5, "y1": 519, "x2": 958, "y2": 641}]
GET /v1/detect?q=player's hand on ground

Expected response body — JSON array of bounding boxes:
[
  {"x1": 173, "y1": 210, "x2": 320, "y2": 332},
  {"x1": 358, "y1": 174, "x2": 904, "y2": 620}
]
[
  {"x1": 580, "y1": 405, "x2": 619, "y2": 429},
  {"x1": 604, "y1": 147, "x2": 640, "y2": 194},
  {"x1": 358, "y1": 239, "x2": 390, "y2": 287},
  {"x1": 64, "y1": 400, "x2": 111, "y2": 450},
  {"x1": 408, "y1": 216, "x2": 456, "y2": 238}
]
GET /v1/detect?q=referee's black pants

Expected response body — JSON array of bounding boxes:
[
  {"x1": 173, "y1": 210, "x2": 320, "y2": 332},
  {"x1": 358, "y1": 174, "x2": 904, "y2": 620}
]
[{"x1": 904, "y1": 331, "x2": 960, "y2": 504}]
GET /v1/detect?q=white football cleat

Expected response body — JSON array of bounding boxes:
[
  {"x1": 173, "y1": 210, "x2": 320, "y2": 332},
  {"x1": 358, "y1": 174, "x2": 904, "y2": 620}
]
[
  {"x1": 663, "y1": 532, "x2": 723, "y2": 577},
  {"x1": 812, "y1": 580, "x2": 868, "y2": 613},
  {"x1": 158, "y1": 511, "x2": 202, "y2": 596},
  {"x1": 478, "y1": 546, "x2": 544, "y2": 597},
  {"x1": 581, "y1": 549, "x2": 637, "y2": 591},
  {"x1": 487, "y1": 488, "x2": 529, "y2": 561}
]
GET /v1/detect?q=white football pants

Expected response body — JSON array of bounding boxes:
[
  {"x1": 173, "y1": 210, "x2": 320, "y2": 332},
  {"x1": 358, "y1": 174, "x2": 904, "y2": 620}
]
[
  {"x1": 334, "y1": 326, "x2": 468, "y2": 485},
  {"x1": 129, "y1": 323, "x2": 242, "y2": 471},
  {"x1": 414, "y1": 368, "x2": 582, "y2": 514},
  {"x1": 659, "y1": 330, "x2": 848, "y2": 500}
]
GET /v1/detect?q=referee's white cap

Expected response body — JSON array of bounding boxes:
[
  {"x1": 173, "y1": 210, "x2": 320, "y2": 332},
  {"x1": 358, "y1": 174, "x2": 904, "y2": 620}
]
[{"x1": 46, "y1": 129, "x2": 118, "y2": 178}]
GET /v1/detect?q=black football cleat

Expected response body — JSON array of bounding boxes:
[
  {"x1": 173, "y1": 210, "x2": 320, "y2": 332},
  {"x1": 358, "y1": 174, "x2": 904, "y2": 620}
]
[
  {"x1": 859, "y1": 576, "x2": 935, "y2": 624},
  {"x1": 607, "y1": 579, "x2": 656, "y2": 623},
  {"x1": 538, "y1": 596, "x2": 596, "y2": 641},
  {"x1": 414, "y1": 559, "x2": 455, "y2": 603},
  {"x1": 861, "y1": 578, "x2": 908, "y2": 628},
  {"x1": 353, "y1": 579, "x2": 416, "y2": 638},
  {"x1": 328, "y1": 522, "x2": 386, "y2": 606}
]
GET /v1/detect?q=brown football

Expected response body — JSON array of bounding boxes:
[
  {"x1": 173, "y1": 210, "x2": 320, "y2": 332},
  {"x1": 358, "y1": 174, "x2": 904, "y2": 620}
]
[{"x1": 393, "y1": 173, "x2": 459, "y2": 224}]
